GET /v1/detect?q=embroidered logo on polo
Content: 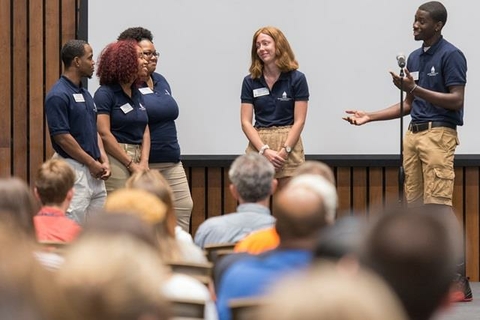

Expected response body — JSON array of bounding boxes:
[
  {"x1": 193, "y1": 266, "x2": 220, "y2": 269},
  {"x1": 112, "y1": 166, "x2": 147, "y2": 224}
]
[
  {"x1": 277, "y1": 91, "x2": 292, "y2": 101},
  {"x1": 427, "y1": 66, "x2": 438, "y2": 77},
  {"x1": 139, "y1": 103, "x2": 146, "y2": 111}
]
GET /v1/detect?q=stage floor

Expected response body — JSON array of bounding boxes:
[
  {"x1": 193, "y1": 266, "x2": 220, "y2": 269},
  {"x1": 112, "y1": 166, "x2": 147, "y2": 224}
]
[{"x1": 435, "y1": 282, "x2": 480, "y2": 320}]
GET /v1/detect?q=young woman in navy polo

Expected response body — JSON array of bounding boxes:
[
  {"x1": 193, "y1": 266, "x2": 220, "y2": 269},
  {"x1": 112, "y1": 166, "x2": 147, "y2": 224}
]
[
  {"x1": 241, "y1": 26, "x2": 309, "y2": 188},
  {"x1": 94, "y1": 40, "x2": 150, "y2": 193}
]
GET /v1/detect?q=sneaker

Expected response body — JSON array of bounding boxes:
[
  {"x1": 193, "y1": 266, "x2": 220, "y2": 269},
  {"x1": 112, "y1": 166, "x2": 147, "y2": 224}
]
[{"x1": 450, "y1": 274, "x2": 473, "y2": 302}]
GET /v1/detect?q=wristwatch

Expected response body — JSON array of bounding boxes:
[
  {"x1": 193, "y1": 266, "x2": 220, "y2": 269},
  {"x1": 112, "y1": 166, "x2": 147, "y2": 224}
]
[{"x1": 284, "y1": 145, "x2": 292, "y2": 154}]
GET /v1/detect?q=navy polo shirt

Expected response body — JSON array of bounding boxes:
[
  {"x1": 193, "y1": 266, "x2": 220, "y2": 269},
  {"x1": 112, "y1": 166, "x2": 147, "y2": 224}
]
[
  {"x1": 45, "y1": 76, "x2": 101, "y2": 160},
  {"x1": 139, "y1": 72, "x2": 180, "y2": 163},
  {"x1": 241, "y1": 70, "x2": 309, "y2": 128},
  {"x1": 407, "y1": 37, "x2": 467, "y2": 125},
  {"x1": 94, "y1": 84, "x2": 148, "y2": 144}
]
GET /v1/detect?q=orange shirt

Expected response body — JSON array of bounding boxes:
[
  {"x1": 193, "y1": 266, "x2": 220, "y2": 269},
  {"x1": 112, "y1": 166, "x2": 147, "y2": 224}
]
[
  {"x1": 234, "y1": 227, "x2": 279, "y2": 254},
  {"x1": 34, "y1": 206, "x2": 81, "y2": 242}
]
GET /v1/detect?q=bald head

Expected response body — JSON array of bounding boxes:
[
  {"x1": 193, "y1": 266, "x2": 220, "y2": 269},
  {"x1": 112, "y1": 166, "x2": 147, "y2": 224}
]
[{"x1": 275, "y1": 175, "x2": 336, "y2": 248}]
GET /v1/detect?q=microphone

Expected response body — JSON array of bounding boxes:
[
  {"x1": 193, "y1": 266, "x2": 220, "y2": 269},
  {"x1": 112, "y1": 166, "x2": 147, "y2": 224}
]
[{"x1": 396, "y1": 53, "x2": 406, "y2": 68}]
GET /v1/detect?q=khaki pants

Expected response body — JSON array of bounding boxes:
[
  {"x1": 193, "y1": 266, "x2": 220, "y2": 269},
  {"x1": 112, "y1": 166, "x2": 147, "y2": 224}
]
[{"x1": 105, "y1": 143, "x2": 142, "y2": 194}]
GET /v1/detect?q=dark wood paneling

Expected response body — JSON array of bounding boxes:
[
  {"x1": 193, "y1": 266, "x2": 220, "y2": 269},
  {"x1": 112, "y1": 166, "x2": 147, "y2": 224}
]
[
  {"x1": 28, "y1": 0, "x2": 45, "y2": 183},
  {"x1": 12, "y1": 0, "x2": 28, "y2": 179},
  {"x1": 207, "y1": 167, "x2": 222, "y2": 218},
  {"x1": 0, "y1": 0, "x2": 12, "y2": 177},
  {"x1": 465, "y1": 167, "x2": 480, "y2": 280},
  {"x1": 190, "y1": 167, "x2": 206, "y2": 236}
]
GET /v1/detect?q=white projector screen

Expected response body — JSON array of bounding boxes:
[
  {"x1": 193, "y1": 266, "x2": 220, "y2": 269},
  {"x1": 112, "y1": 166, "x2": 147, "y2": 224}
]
[{"x1": 88, "y1": 0, "x2": 479, "y2": 155}]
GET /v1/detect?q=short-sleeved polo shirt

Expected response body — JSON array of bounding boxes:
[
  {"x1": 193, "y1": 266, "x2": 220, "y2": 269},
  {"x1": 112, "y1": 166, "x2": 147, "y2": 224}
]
[
  {"x1": 407, "y1": 37, "x2": 467, "y2": 125},
  {"x1": 241, "y1": 70, "x2": 309, "y2": 128},
  {"x1": 94, "y1": 84, "x2": 148, "y2": 144},
  {"x1": 139, "y1": 72, "x2": 180, "y2": 163},
  {"x1": 45, "y1": 76, "x2": 101, "y2": 160}
]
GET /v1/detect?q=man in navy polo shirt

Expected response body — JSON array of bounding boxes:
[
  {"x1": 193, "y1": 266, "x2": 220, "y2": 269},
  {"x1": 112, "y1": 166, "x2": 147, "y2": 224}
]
[
  {"x1": 343, "y1": 1, "x2": 471, "y2": 302},
  {"x1": 45, "y1": 39, "x2": 110, "y2": 224}
]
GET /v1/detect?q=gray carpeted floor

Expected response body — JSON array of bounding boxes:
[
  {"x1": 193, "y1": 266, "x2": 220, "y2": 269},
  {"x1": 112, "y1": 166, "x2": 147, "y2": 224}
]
[{"x1": 434, "y1": 282, "x2": 480, "y2": 320}]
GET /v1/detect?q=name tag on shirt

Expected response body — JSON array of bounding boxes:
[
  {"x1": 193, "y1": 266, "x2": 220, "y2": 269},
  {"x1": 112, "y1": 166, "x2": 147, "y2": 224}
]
[
  {"x1": 253, "y1": 87, "x2": 269, "y2": 98},
  {"x1": 410, "y1": 71, "x2": 419, "y2": 81},
  {"x1": 120, "y1": 103, "x2": 134, "y2": 114},
  {"x1": 139, "y1": 87, "x2": 154, "y2": 95},
  {"x1": 73, "y1": 93, "x2": 85, "y2": 102}
]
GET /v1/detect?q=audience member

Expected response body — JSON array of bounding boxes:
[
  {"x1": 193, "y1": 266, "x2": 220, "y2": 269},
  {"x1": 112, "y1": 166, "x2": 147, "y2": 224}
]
[
  {"x1": 216, "y1": 174, "x2": 336, "y2": 320},
  {"x1": 83, "y1": 212, "x2": 218, "y2": 320},
  {"x1": 56, "y1": 233, "x2": 171, "y2": 320},
  {"x1": 0, "y1": 222, "x2": 76, "y2": 320},
  {"x1": 361, "y1": 207, "x2": 461, "y2": 320},
  {"x1": 104, "y1": 188, "x2": 206, "y2": 263},
  {"x1": 195, "y1": 153, "x2": 277, "y2": 248},
  {"x1": 125, "y1": 169, "x2": 193, "y2": 243},
  {"x1": 257, "y1": 261, "x2": 407, "y2": 320},
  {"x1": 33, "y1": 159, "x2": 81, "y2": 242},
  {"x1": 234, "y1": 160, "x2": 336, "y2": 254},
  {"x1": 0, "y1": 177, "x2": 38, "y2": 238}
]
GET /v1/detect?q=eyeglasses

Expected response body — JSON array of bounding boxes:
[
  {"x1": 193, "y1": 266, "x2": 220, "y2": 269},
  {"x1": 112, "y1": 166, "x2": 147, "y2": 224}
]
[{"x1": 143, "y1": 51, "x2": 160, "y2": 58}]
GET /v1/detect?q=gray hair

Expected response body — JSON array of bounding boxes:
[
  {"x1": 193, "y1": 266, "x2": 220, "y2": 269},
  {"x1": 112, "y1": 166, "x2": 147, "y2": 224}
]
[
  {"x1": 288, "y1": 174, "x2": 338, "y2": 224},
  {"x1": 228, "y1": 153, "x2": 275, "y2": 202}
]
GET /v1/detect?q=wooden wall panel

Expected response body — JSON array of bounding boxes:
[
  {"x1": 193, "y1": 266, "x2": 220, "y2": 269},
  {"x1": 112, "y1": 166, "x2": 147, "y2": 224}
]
[
  {"x1": 0, "y1": 0, "x2": 12, "y2": 177},
  {"x1": 28, "y1": 0, "x2": 45, "y2": 183},
  {"x1": 12, "y1": 0, "x2": 28, "y2": 179},
  {"x1": 190, "y1": 167, "x2": 206, "y2": 236},
  {"x1": 206, "y1": 167, "x2": 222, "y2": 218},
  {"x1": 352, "y1": 167, "x2": 367, "y2": 216},
  {"x1": 368, "y1": 167, "x2": 384, "y2": 217},
  {"x1": 465, "y1": 167, "x2": 480, "y2": 281},
  {"x1": 336, "y1": 167, "x2": 351, "y2": 217}
]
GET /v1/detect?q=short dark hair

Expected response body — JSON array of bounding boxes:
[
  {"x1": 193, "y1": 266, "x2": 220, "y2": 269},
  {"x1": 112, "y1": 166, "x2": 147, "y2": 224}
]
[
  {"x1": 419, "y1": 1, "x2": 447, "y2": 26},
  {"x1": 117, "y1": 27, "x2": 154, "y2": 42},
  {"x1": 61, "y1": 39, "x2": 88, "y2": 67},
  {"x1": 362, "y1": 207, "x2": 457, "y2": 320}
]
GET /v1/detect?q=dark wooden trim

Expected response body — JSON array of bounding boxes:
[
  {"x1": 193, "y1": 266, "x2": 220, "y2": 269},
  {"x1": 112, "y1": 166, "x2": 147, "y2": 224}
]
[{"x1": 181, "y1": 154, "x2": 480, "y2": 168}]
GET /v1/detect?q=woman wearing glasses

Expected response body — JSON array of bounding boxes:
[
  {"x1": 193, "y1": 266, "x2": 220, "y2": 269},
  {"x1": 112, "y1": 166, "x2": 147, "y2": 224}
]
[
  {"x1": 94, "y1": 40, "x2": 150, "y2": 194},
  {"x1": 118, "y1": 27, "x2": 193, "y2": 232}
]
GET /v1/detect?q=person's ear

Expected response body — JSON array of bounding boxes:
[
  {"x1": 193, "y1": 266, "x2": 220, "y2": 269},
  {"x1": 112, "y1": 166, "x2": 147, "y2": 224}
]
[
  {"x1": 66, "y1": 188, "x2": 74, "y2": 202},
  {"x1": 229, "y1": 184, "x2": 240, "y2": 200}
]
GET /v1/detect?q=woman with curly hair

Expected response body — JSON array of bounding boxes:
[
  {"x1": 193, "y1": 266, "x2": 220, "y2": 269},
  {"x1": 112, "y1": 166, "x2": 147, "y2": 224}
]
[
  {"x1": 94, "y1": 40, "x2": 150, "y2": 193},
  {"x1": 117, "y1": 27, "x2": 194, "y2": 232},
  {"x1": 241, "y1": 26, "x2": 309, "y2": 189}
]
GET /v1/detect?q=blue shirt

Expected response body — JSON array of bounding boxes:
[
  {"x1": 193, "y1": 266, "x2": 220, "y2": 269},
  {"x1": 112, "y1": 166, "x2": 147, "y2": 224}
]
[
  {"x1": 139, "y1": 73, "x2": 181, "y2": 163},
  {"x1": 407, "y1": 37, "x2": 467, "y2": 125},
  {"x1": 216, "y1": 249, "x2": 312, "y2": 320},
  {"x1": 241, "y1": 70, "x2": 309, "y2": 128},
  {"x1": 45, "y1": 76, "x2": 100, "y2": 160},
  {"x1": 94, "y1": 84, "x2": 148, "y2": 144},
  {"x1": 194, "y1": 203, "x2": 275, "y2": 248}
]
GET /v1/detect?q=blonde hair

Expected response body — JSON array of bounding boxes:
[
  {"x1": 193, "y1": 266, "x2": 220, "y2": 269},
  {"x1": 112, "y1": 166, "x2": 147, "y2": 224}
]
[
  {"x1": 57, "y1": 234, "x2": 170, "y2": 320},
  {"x1": 125, "y1": 170, "x2": 176, "y2": 237},
  {"x1": 249, "y1": 26, "x2": 298, "y2": 79},
  {"x1": 104, "y1": 188, "x2": 166, "y2": 224},
  {"x1": 104, "y1": 188, "x2": 183, "y2": 262},
  {"x1": 35, "y1": 158, "x2": 75, "y2": 205}
]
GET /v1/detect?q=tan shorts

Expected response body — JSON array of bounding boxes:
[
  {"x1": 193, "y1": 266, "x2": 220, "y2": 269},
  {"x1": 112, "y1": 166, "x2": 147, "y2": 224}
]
[
  {"x1": 403, "y1": 126, "x2": 459, "y2": 206},
  {"x1": 105, "y1": 143, "x2": 142, "y2": 194},
  {"x1": 246, "y1": 126, "x2": 305, "y2": 179}
]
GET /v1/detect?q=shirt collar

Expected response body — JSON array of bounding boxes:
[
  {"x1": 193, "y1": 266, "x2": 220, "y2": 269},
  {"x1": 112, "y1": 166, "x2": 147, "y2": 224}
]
[{"x1": 237, "y1": 203, "x2": 271, "y2": 215}]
